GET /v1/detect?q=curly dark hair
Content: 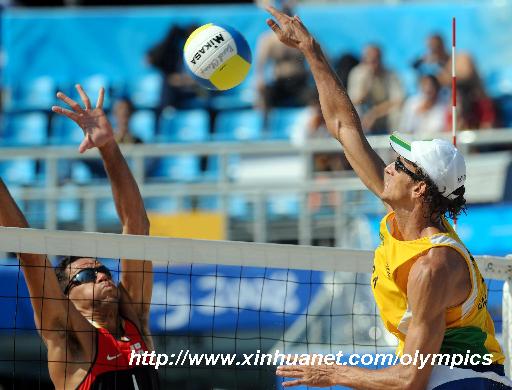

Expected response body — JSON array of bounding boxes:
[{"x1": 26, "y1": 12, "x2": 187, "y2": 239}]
[
  {"x1": 54, "y1": 256, "x2": 86, "y2": 293},
  {"x1": 413, "y1": 166, "x2": 467, "y2": 222}
]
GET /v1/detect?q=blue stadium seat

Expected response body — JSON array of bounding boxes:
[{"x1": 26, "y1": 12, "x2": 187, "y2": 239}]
[
  {"x1": 96, "y1": 198, "x2": 119, "y2": 226},
  {"x1": 496, "y1": 95, "x2": 512, "y2": 127},
  {"x1": 267, "y1": 193, "x2": 300, "y2": 220},
  {"x1": 203, "y1": 155, "x2": 241, "y2": 181},
  {"x1": 213, "y1": 110, "x2": 263, "y2": 141},
  {"x1": 1, "y1": 113, "x2": 48, "y2": 147},
  {"x1": 50, "y1": 114, "x2": 84, "y2": 145},
  {"x1": 228, "y1": 195, "x2": 252, "y2": 220},
  {"x1": 486, "y1": 67, "x2": 512, "y2": 97},
  {"x1": 57, "y1": 199, "x2": 82, "y2": 223},
  {"x1": 80, "y1": 74, "x2": 114, "y2": 110},
  {"x1": 145, "y1": 197, "x2": 180, "y2": 213},
  {"x1": 159, "y1": 109, "x2": 209, "y2": 142},
  {"x1": 23, "y1": 200, "x2": 46, "y2": 228},
  {"x1": 0, "y1": 159, "x2": 37, "y2": 186},
  {"x1": 209, "y1": 73, "x2": 256, "y2": 110},
  {"x1": 130, "y1": 110, "x2": 157, "y2": 143},
  {"x1": 129, "y1": 73, "x2": 162, "y2": 109},
  {"x1": 146, "y1": 156, "x2": 201, "y2": 182},
  {"x1": 196, "y1": 196, "x2": 220, "y2": 211},
  {"x1": 4, "y1": 76, "x2": 57, "y2": 112},
  {"x1": 267, "y1": 107, "x2": 310, "y2": 140}
]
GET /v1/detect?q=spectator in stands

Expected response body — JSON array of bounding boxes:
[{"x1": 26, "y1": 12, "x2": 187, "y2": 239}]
[
  {"x1": 347, "y1": 44, "x2": 403, "y2": 134},
  {"x1": 112, "y1": 97, "x2": 142, "y2": 144},
  {"x1": 333, "y1": 53, "x2": 360, "y2": 88},
  {"x1": 255, "y1": 1, "x2": 311, "y2": 124},
  {"x1": 299, "y1": 96, "x2": 350, "y2": 212},
  {"x1": 147, "y1": 24, "x2": 205, "y2": 110},
  {"x1": 446, "y1": 53, "x2": 496, "y2": 130},
  {"x1": 412, "y1": 33, "x2": 450, "y2": 81},
  {"x1": 399, "y1": 74, "x2": 449, "y2": 137}
]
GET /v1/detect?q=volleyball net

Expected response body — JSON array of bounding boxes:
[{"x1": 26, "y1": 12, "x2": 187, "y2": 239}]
[{"x1": 0, "y1": 226, "x2": 510, "y2": 389}]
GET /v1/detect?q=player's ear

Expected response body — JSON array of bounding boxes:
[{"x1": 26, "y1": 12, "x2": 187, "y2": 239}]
[{"x1": 411, "y1": 181, "x2": 427, "y2": 199}]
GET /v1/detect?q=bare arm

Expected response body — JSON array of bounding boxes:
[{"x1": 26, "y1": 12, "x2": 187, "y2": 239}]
[
  {"x1": 0, "y1": 179, "x2": 90, "y2": 341},
  {"x1": 276, "y1": 249, "x2": 461, "y2": 389},
  {"x1": 266, "y1": 6, "x2": 387, "y2": 198},
  {"x1": 52, "y1": 86, "x2": 152, "y2": 332},
  {"x1": 100, "y1": 137, "x2": 152, "y2": 332}
]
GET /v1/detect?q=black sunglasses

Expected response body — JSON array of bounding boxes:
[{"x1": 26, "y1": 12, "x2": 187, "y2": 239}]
[
  {"x1": 394, "y1": 157, "x2": 423, "y2": 181},
  {"x1": 64, "y1": 265, "x2": 112, "y2": 295}
]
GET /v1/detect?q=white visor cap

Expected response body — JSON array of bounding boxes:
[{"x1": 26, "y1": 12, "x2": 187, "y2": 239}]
[{"x1": 390, "y1": 133, "x2": 466, "y2": 200}]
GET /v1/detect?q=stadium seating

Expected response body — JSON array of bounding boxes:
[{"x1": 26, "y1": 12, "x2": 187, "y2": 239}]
[
  {"x1": 95, "y1": 198, "x2": 120, "y2": 227},
  {"x1": 79, "y1": 74, "x2": 115, "y2": 110},
  {"x1": 213, "y1": 110, "x2": 263, "y2": 141},
  {"x1": 209, "y1": 74, "x2": 256, "y2": 111},
  {"x1": 486, "y1": 67, "x2": 512, "y2": 97},
  {"x1": 267, "y1": 107, "x2": 310, "y2": 140},
  {"x1": 146, "y1": 155, "x2": 201, "y2": 182},
  {"x1": 266, "y1": 193, "x2": 300, "y2": 220},
  {"x1": 196, "y1": 195, "x2": 219, "y2": 211},
  {"x1": 158, "y1": 108, "x2": 210, "y2": 143},
  {"x1": 4, "y1": 75, "x2": 56, "y2": 112},
  {"x1": 228, "y1": 195, "x2": 252, "y2": 220},
  {"x1": 50, "y1": 114, "x2": 84, "y2": 146},
  {"x1": 0, "y1": 159, "x2": 38, "y2": 186},
  {"x1": 57, "y1": 199, "x2": 82, "y2": 224},
  {"x1": 496, "y1": 95, "x2": 512, "y2": 127},
  {"x1": 1, "y1": 112, "x2": 48, "y2": 147},
  {"x1": 23, "y1": 199, "x2": 46, "y2": 228},
  {"x1": 70, "y1": 160, "x2": 107, "y2": 184},
  {"x1": 203, "y1": 154, "x2": 241, "y2": 182},
  {"x1": 129, "y1": 73, "x2": 162, "y2": 109},
  {"x1": 145, "y1": 196, "x2": 183, "y2": 213},
  {"x1": 130, "y1": 110, "x2": 157, "y2": 143}
]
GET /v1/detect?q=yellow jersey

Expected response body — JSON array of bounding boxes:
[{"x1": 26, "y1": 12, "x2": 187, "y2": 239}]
[{"x1": 371, "y1": 211, "x2": 504, "y2": 364}]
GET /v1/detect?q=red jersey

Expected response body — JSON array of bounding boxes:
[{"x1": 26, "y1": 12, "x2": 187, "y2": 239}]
[{"x1": 77, "y1": 318, "x2": 159, "y2": 390}]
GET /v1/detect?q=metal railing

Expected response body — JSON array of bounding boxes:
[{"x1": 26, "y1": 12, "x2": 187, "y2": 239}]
[{"x1": 1, "y1": 130, "x2": 511, "y2": 245}]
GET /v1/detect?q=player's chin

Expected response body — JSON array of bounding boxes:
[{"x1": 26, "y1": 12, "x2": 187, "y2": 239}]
[
  {"x1": 96, "y1": 283, "x2": 119, "y2": 301},
  {"x1": 380, "y1": 189, "x2": 391, "y2": 203}
]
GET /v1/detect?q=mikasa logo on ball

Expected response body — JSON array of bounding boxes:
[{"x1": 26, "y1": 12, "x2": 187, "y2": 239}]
[{"x1": 190, "y1": 34, "x2": 225, "y2": 65}]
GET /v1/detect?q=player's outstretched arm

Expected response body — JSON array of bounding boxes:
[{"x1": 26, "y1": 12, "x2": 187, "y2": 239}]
[
  {"x1": 265, "y1": 6, "x2": 387, "y2": 199},
  {"x1": 52, "y1": 86, "x2": 152, "y2": 333},
  {"x1": 276, "y1": 249, "x2": 457, "y2": 389},
  {"x1": 0, "y1": 179, "x2": 92, "y2": 342}
]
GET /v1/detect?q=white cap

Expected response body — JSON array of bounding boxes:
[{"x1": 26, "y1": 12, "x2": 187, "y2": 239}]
[{"x1": 389, "y1": 133, "x2": 466, "y2": 200}]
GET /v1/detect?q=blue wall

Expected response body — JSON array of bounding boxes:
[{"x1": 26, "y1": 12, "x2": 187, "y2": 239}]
[{"x1": 3, "y1": 1, "x2": 512, "y2": 94}]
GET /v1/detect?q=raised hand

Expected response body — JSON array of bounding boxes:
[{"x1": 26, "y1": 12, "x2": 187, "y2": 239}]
[
  {"x1": 52, "y1": 85, "x2": 114, "y2": 153},
  {"x1": 265, "y1": 6, "x2": 314, "y2": 51}
]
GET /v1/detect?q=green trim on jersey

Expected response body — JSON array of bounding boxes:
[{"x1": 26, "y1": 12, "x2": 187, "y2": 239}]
[{"x1": 440, "y1": 326, "x2": 489, "y2": 356}]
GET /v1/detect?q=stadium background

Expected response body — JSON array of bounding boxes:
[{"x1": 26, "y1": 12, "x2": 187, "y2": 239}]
[{"x1": 1, "y1": 0, "x2": 512, "y2": 388}]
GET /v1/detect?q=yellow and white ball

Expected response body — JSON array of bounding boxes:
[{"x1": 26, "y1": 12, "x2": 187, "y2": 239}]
[{"x1": 183, "y1": 23, "x2": 252, "y2": 91}]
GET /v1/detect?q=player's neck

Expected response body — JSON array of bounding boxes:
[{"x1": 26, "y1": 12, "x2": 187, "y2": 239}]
[
  {"x1": 86, "y1": 302, "x2": 122, "y2": 336},
  {"x1": 393, "y1": 205, "x2": 444, "y2": 241}
]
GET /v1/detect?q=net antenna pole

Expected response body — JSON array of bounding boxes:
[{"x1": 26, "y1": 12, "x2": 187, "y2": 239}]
[{"x1": 452, "y1": 17, "x2": 458, "y2": 228}]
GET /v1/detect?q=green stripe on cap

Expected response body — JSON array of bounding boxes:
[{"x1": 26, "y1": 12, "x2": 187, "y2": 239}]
[{"x1": 390, "y1": 134, "x2": 411, "y2": 151}]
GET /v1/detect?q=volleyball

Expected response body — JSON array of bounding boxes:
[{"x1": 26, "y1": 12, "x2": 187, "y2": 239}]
[{"x1": 183, "y1": 23, "x2": 252, "y2": 91}]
